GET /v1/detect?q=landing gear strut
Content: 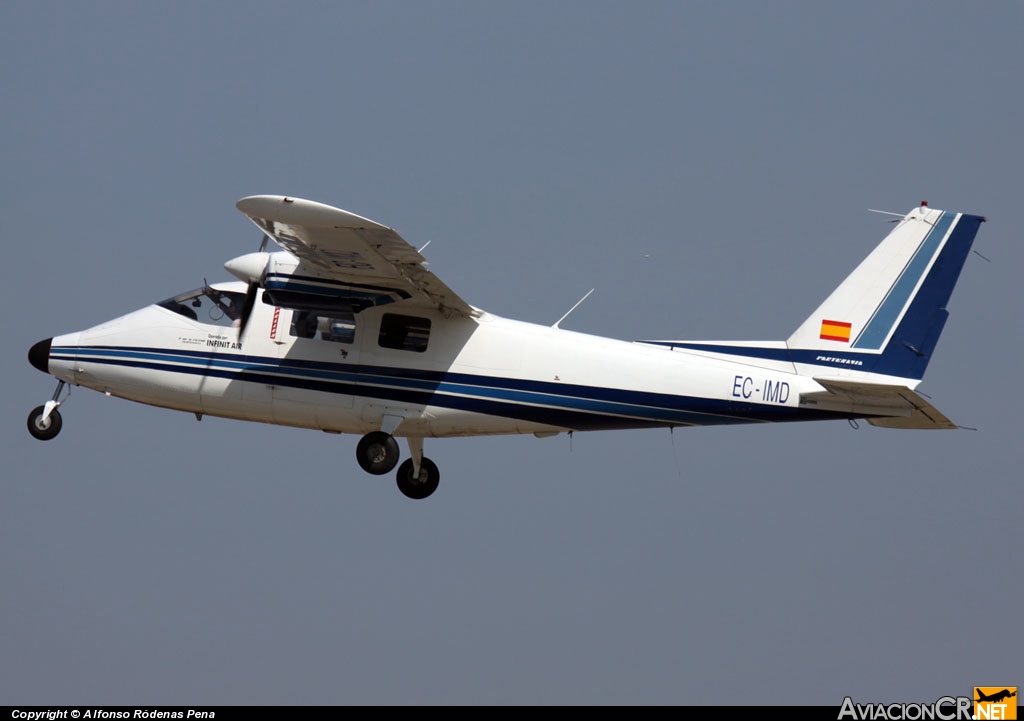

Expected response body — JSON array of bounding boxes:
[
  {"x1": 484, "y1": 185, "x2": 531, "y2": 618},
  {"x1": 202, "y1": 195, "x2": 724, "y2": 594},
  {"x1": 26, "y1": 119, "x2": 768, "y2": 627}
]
[
  {"x1": 355, "y1": 431, "x2": 400, "y2": 475},
  {"x1": 396, "y1": 436, "x2": 440, "y2": 499},
  {"x1": 27, "y1": 380, "x2": 66, "y2": 441}
]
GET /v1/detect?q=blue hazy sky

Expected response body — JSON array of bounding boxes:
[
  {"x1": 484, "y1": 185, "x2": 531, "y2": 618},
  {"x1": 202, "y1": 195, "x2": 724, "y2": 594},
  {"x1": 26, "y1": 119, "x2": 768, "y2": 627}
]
[{"x1": 3, "y1": 1, "x2": 1021, "y2": 706}]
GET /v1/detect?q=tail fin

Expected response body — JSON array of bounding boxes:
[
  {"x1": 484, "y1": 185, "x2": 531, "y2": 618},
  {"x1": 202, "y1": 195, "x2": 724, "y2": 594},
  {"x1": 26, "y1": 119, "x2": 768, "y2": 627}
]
[{"x1": 787, "y1": 204, "x2": 985, "y2": 380}]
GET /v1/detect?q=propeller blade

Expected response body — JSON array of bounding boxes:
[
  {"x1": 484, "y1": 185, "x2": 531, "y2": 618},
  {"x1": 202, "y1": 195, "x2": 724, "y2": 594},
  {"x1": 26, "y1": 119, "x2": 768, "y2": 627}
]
[
  {"x1": 238, "y1": 282, "x2": 259, "y2": 340},
  {"x1": 233, "y1": 237, "x2": 271, "y2": 341}
]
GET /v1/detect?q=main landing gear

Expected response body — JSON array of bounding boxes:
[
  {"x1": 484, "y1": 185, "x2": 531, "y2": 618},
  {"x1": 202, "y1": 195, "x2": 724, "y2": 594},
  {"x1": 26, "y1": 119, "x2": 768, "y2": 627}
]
[
  {"x1": 355, "y1": 431, "x2": 440, "y2": 500},
  {"x1": 356, "y1": 431, "x2": 400, "y2": 475},
  {"x1": 27, "y1": 380, "x2": 67, "y2": 441},
  {"x1": 395, "y1": 457, "x2": 439, "y2": 500}
]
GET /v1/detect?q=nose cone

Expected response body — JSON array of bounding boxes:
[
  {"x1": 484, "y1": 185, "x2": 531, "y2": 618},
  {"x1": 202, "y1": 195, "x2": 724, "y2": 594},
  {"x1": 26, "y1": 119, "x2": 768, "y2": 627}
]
[
  {"x1": 29, "y1": 337, "x2": 52, "y2": 374},
  {"x1": 224, "y1": 251, "x2": 270, "y2": 284}
]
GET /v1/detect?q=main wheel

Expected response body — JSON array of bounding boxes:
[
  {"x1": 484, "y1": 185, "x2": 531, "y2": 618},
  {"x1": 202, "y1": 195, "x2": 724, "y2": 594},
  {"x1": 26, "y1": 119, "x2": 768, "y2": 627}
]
[
  {"x1": 356, "y1": 431, "x2": 400, "y2": 475},
  {"x1": 27, "y1": 405, "x2": 62, "y2": 441},
  {"x1": 396, "y1": 457, "x2": 440, "y2": 500}
]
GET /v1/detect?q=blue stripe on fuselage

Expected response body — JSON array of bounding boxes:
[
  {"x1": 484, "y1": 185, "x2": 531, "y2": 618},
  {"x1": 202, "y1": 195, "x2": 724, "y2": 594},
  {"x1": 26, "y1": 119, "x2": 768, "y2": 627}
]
[
  {"x1": 637, "y1": 342, "x2": 871, "y2": 370},
  {"x1": 53, "y1": 345, "x2": 860, "y2": 430}
]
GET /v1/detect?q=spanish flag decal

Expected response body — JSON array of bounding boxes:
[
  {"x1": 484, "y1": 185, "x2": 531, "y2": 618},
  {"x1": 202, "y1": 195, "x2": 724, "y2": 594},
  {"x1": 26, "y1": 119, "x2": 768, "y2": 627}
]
[{"x1": 820, "y1": 319, "x2": 852, "y2": 343}]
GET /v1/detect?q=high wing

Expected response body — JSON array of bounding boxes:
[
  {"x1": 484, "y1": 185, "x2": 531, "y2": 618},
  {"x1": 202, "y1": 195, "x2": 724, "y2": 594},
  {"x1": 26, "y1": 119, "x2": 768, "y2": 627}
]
[{"x1": 235, "y1": 195, "x2": 474, "y2": 317}]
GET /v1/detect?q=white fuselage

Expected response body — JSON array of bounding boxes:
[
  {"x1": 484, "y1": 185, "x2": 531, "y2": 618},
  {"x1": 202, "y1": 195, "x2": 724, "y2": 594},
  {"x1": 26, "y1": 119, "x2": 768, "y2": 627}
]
[{"x1": 45, "y1": 282, "x2": 844, "y2": 439}]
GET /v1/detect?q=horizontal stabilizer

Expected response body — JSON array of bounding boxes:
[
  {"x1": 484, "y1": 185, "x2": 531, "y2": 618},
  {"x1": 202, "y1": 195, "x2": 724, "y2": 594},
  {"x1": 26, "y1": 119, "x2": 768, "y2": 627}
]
[{"x1": 799, "y1": 378, "x2": 956, "y2": 429}]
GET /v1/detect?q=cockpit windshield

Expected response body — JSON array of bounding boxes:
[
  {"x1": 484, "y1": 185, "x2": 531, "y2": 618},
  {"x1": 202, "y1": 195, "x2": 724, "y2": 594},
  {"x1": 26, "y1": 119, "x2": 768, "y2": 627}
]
[{"x1": 157, "y1": 287, "x2": 248, "y2": 328}]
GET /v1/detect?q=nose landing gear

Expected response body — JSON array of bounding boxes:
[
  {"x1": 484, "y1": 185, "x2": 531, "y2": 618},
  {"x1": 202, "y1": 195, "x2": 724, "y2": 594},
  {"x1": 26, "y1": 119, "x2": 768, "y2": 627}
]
[{"x1": 28, "y1": 380, "x2": 67, "y2": 441}]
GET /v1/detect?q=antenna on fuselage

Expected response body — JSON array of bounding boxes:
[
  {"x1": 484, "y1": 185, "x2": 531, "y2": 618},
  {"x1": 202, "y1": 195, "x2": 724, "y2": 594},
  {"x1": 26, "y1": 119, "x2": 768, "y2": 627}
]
[{"x1": 552, "y1": 288, "x2": 595, "y2": 329}]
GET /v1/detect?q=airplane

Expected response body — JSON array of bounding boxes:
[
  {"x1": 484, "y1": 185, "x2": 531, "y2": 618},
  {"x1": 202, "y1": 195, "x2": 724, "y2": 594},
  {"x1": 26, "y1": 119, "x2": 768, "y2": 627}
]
[
  {"x1": 976, "y1": 689, "x2": 1017, "y2": 704},
  {"x1": 26, "y1": 195, "x2": 986, "y2": 499}
]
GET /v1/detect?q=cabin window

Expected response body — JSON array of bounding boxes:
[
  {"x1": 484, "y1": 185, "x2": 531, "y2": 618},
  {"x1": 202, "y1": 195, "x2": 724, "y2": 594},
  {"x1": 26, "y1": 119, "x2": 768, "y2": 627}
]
[
  {"x1": 378, "y1": 313, "x2": 430, "y2": 352},
  {"x1": 157, "y1": 287, "x2": 247, "y2": 329},
  {"x1": 290, "y1": 310, "x2": 355, "y2": 344}
]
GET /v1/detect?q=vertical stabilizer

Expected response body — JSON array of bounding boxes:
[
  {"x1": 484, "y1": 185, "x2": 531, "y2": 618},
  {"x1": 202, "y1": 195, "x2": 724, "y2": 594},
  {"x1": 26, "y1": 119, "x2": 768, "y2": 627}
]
[{"x1": 787, "y1": 205, "x2": 985, "y2": 380}]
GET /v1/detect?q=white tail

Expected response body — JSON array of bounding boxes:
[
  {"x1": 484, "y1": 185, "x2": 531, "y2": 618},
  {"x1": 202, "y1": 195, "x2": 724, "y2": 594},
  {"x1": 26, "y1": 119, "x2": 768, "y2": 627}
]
[{"x1": 786, "y1": 204, "x2": 985, "y2": 381}]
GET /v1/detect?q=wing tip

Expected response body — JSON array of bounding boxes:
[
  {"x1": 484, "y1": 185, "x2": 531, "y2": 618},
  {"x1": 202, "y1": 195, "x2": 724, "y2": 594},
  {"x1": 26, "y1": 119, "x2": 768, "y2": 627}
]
[{"x1": 235, "y1": 195, "x2": 392, "y2": 231}]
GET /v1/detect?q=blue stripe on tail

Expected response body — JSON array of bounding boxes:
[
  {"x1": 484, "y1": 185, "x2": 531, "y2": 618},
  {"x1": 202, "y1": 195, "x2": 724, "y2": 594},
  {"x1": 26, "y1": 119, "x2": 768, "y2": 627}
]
[
  {"x1": 868, "y1": 212, "x2": 984, "y2": 379},
  {"x1": 852, "y1": 212, "x2": 956, "y2": 350},
  {"x1": 645, "y1": 211, "x2": 985, "y2": 381}
]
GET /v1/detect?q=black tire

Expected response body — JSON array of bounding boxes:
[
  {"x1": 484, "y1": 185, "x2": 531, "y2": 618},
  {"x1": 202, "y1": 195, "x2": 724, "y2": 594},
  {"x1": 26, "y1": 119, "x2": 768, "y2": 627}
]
[
  {"x1": 27, "y1": 405, "x2": 62, "y2": 441},
  {"x1": 396, "y1": 457, "x2": 440, "y2": 500},
  {"x1": 356, "y1": 431, "x2": 400, "y2": 475}
]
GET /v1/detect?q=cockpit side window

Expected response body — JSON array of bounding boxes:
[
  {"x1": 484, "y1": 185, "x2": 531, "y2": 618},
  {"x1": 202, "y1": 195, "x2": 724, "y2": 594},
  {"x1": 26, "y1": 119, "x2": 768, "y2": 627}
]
[
  {"x1": 290, "y1": 310, "x2": 356, "y2": 344},
  {"x1": 157, "y1": 288, "x2": 247, "y2": 328},
  {"x1": 378, "y1": 313, "x2": 430, "y2": 352}
]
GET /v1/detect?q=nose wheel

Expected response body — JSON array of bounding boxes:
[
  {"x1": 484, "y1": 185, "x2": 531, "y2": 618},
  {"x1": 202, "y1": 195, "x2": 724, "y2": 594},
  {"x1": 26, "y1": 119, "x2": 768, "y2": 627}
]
[
  {"x1": 27, "y1": 380, "x2": 67, "y2": 441},
  {"x1": 28, "y1": 405, "x2": 63, "y2": 440}
]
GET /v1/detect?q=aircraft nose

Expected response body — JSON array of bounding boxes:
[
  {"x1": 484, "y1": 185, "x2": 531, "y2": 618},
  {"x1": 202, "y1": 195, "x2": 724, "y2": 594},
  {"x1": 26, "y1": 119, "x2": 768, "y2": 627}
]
[{"x1": 28, "y1": 337, "x2": 52, "y2": 374}]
